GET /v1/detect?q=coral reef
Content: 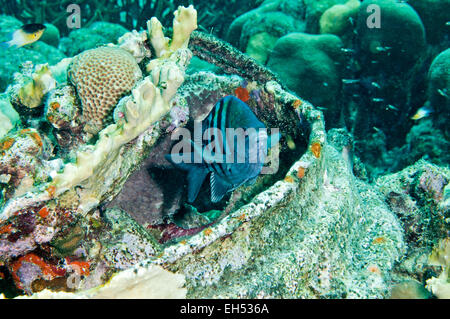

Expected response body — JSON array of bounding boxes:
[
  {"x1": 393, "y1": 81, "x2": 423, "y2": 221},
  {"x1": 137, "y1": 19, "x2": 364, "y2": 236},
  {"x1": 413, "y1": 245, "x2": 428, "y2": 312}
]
[
  {"x1": 44, "y1": 84, "x2": 84, "y2": 151},
  {"x1": 319, "y1": 0, "x2": 360, "y2": 35},
  {"x1": 427, "y1": 48, "x2": 450, "y2": 137},
  {"x1": 267, "y1": 32, "x2": 345, "y2": 126},
  {"x1": 357, "y1": 0, "x2": 426, "y2": 70},
  {"x1": 375, "y1": 161, "x2": 449, "y2": 297},
  {"x1": 0, "y1": 128, "x2": 55, "y2": 203},
  {"x1": 67, "y1": 46, "x2": 142, "y2": 134},
  {"x1": 0, "y1": 1, "x2": 447, "y2": 301},
  {"x1": 426, "y1": 238, "x2": 450, "y2": 298},
  {"x1": 14, "y1": 263, "x2": 186, "y2": 299},
  {"x1": 59, "y1": 22, "x2": 129, "y2": 57},
  {"x1": 302, "y1": 0, "x2": 350, "y2": 34},
  {"x1": 0, "y1": 5, "x2": 196, "y2": 295},
  {"x1": 227, "y1": 0, "x2": 306, "y2": 64},
  {"x1": 9, "y1": 64, "x2": 56, "y2": 111}
]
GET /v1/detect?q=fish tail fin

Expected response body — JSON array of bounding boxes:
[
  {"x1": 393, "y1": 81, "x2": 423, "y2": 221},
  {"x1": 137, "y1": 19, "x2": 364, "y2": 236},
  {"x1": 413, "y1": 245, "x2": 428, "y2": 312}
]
[
  {"x1": 210, "y1": 172, "x2": 231, "y2": 203},
  {"x1": 165, "y1": 153, "x2": 208, "y2": 203},
  {"x1": 186, "y1": 166, "x2": 208, "y2": 203}
]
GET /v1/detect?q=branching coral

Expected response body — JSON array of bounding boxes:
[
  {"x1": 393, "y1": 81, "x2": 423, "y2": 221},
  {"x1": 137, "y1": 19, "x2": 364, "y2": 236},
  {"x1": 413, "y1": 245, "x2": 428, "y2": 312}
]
[
  {"x1": 147, "y1": 5, "x2": 197, "y2": 59},
  {"x1": 9, "y1": 64, "x2": 56, "y2": 110},
  {"x1": 50, "y1": 6, "x2": 196, "y2": 202},
  {"x1": 0, "y1": 6, "x2": 196, "y2": 222}
]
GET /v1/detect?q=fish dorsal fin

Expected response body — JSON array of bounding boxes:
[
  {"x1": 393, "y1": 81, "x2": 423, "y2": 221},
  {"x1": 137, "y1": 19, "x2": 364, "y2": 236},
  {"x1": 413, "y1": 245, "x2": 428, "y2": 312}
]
[
  {"x1": 187, "y1": 166, "x2": 208, "y2": 203},
  {"x1": 210, "y1": 172, "x2": 231, "y2": 203}
]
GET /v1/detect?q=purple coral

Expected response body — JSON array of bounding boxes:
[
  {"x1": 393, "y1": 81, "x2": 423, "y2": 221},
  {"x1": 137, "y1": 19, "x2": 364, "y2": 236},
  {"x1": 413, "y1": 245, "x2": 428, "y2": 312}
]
[
  {"x1": 166, "y1": 105, "x2": 189, "y2": 132},
  {"x1": 418, "y1": 168, "x2": 448, "y2": 202}
]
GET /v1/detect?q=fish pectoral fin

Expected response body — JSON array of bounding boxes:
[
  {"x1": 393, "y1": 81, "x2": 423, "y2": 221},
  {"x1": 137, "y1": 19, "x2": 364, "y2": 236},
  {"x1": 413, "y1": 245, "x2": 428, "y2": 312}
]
[
  {"x1": 210, "y1": 172, "x2": 232, "y2": 203},
  {"x1": 187, "y1": 166, "x2": 208, "y2": 203}
]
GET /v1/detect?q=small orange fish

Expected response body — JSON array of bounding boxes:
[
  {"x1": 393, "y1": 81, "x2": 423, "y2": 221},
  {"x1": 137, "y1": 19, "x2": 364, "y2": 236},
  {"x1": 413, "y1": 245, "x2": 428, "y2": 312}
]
[{"x1": 234, "y1": 86, "x2": 250, "y2": 102}]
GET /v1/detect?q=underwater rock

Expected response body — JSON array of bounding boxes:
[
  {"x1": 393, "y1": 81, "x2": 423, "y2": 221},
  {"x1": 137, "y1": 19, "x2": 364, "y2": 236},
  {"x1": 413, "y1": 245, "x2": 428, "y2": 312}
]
[
  {"x1": 227, "y1": 0, "x2": 305, "y2": 63},
  {"x1": 98, "y1": 208, "x2": 161, "y2": 271},
  {"x1": 44, "y1": 85, "x2": 84, "y2": 151},
  {"x1": 0, "y1": 128, "x2": 55, "y2": 202},
  {"x1": 357, "y1": 0, "x2": 426, "y2": 72},
  {"x1": 319, "y1": 0, "x2": 360, "y2": 35},
  {"x1": 427, "y1": 48, "x2": 450, "y2": 137},
  {"x1": 389, "y1": 280, "x2": 431, "y2": 299},
  {"x1": 377, "y1": 161, "x2": 448, "y2": 247},
  {"x1": 426, "y1": 238, "x2": 450, "y2": 298},
  {"x1": 376, "y1": 160, "x2": 449, "y2": 295},
  {"x1": 40, "y1": 23, "x2": 60, "y2": 48},
  {"x1": 14, "y1": 263, "x2": 186, "y2": 299},
  {"x1": 59, "y1": 22, "x2": 129, "y2": 57},
  {"x1": 267, "y1": 32, "x2": 344, "y2": 127},
  {"x1": 303, "y1": 0, "x2": 349, "y2": 33},
  {"x1": 117, "y1": 30, "x2": 151, "y2": 64}
]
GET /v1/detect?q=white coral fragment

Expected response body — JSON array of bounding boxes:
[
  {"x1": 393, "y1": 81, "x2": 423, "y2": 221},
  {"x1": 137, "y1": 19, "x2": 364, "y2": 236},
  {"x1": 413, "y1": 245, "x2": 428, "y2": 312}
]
[
  {"x1": 148, "y1": 5, "x2": 197, "y2": 59},
  {"x1": 50, "y1": 8, "x2": 195, "y2": 200},
  {"x1": 13, "y1": 264, "x2": 186, "y2": 299},
  {"x1": 117, "y1": 30, "x2": 152, "y2": 63}
]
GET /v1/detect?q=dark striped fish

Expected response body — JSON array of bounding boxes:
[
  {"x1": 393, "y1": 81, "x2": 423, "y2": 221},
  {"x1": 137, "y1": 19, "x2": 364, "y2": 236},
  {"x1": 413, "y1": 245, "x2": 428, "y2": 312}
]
[{"x1": 166, "y1": 95, "x2": 279, "y2": 203}]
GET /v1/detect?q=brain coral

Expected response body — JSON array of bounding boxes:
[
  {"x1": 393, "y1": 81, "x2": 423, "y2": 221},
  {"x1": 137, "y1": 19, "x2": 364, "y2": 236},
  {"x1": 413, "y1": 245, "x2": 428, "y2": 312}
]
[{"x1": 68, "y1": 46, "x2": 142, "y2": 134}]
